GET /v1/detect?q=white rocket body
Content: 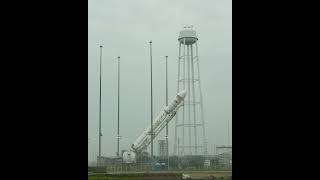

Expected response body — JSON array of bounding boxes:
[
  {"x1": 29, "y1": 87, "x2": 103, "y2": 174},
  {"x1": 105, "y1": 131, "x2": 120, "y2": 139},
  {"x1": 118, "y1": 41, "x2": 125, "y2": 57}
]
[{"x1": 131, "y1": 90, "x2": 186, "y2": 153}]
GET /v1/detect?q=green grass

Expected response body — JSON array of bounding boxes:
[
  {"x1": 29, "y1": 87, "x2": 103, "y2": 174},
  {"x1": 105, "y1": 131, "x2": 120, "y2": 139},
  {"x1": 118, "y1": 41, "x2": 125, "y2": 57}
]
[
  {"x1": 88, "y1": 174, "x2": 231, "y2": 180},
  {"x1": 89, "y1": 176, "x2": 178, "y2": 180}
]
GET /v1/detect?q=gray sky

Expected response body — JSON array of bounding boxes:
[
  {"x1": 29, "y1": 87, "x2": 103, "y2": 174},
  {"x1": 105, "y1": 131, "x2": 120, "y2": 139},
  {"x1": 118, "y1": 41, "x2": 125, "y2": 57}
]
[{"x1": 88, "y1": 0, "x2": 232, "y2": 161}]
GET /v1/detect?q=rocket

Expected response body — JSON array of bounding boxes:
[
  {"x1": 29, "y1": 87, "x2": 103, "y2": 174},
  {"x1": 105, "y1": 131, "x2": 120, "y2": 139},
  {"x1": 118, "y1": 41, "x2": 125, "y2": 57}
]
[{"x1": 131, "y1": 90, "x2": 187, "y2": 153}]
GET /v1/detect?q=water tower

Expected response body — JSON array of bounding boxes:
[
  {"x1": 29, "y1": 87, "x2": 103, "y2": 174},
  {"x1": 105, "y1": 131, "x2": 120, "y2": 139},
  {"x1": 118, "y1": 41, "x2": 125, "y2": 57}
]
[{"x1": 173, "y1": 26, "x2": 208, "y2": 156}]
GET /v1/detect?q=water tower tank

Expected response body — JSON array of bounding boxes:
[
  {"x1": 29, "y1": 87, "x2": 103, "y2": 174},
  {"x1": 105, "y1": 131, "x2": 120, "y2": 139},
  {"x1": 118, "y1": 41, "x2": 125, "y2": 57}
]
[{"x1": 178, "y1": 26, "x2": 198, "y2": 45}]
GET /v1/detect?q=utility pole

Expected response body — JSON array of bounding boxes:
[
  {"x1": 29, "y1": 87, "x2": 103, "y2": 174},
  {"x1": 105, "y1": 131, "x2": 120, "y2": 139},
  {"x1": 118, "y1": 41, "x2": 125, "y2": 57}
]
[
  {"x1": 117, "y1": 56, "x2": 120, "y2": 157},
  {"x1": 228, "y1": 119, "x2": 230, "y2": 146},
  {"x1": 98, "y1": 45, "x2": 103, "y2": 166},
  {"x1": 165, "y1": 56, "x2": 169, "y2": 170},
  {"x1": 149, "y1": 41, "x2": 154, "y2": 165}
]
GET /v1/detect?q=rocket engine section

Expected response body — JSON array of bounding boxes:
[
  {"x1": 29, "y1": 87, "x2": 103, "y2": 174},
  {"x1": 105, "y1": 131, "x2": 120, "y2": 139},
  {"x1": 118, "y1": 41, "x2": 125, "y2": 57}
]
[{"x1": 122, "y1": 150, "x2": 136, "y2": 164}]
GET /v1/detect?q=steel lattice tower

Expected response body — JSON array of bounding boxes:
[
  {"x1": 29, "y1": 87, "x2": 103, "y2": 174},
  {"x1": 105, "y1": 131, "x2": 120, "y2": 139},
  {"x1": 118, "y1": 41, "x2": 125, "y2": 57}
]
[{"x1": 174, "y1": 26, "x2": 207, "y2": 156}]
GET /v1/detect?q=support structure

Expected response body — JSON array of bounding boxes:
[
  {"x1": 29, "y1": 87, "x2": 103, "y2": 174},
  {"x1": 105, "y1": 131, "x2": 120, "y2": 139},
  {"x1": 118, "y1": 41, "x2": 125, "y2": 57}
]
[
  {"x1": 174, "y1": 26, "x2": 208, "y2": 157},
  {"x1": 98, "y1": 45, "x2": 103, "y2": 166},
  {"x1": 149, "y1": 41, "x2": 154, "y2": 164},
  {"x1": 165, "y1": 55, "x2": 169, "y2": 170},
  {"x1": 116, "y1": 56, "x2": 121, "y2": 157}
]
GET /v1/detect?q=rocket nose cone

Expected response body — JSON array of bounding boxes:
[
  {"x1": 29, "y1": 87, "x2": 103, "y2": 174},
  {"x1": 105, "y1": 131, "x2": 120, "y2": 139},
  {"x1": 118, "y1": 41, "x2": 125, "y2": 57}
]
[{"x1": 177, "y1": 90, "x2": 187, "y2": 99}]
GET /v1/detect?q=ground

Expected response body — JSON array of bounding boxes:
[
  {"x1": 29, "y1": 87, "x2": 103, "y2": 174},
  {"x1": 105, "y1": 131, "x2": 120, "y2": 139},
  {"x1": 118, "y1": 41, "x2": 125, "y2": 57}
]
[{"x1": 88, "y1": 170, "x2": 232, "y2": 180}]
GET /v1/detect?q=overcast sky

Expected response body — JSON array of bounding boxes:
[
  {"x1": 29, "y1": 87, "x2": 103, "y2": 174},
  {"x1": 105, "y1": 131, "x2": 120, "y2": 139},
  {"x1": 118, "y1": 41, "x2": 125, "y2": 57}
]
[{"x1": 88, "y1": 0, "x2": 232, "y2": 161}]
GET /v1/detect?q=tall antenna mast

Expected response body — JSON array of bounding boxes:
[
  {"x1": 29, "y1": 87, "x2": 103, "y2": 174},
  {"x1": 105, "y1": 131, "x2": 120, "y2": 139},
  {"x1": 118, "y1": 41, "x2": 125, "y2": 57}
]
[
  {"x1": 149, "y1": 41, "x2": 154, "y2": 163},
  {"x1": 98, "y1": 45, "x2": 103, "y2": 166},
  {"x1": 116, "y1": 56, "x2": 120, "y2": 157},
  {"x1": 165, "y1": 55, "x2": 169, "y2": 170}
]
